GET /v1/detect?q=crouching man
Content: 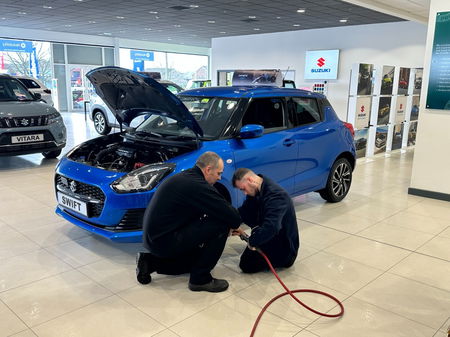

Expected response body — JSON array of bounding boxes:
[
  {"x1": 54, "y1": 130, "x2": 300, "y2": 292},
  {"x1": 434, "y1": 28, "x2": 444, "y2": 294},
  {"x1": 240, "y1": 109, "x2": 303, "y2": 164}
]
[
  {"x1": 136, "y1": 151, "x2": 241, "y2": 292},
  {"x1": 232, "y1": 168, "x2": 299, "y2": 273}
]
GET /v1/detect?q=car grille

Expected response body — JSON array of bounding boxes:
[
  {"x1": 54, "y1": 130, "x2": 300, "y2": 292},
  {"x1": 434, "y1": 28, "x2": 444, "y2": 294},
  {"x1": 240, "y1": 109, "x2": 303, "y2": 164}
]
[
  {"x1": 115, "y1": 209, "x2": 145, "y2": 231},
  {"x1": 55, "y1": 174, "x2": 105, "y2": 217},
  {"x1": 0, "y1": 115, "x2": 50, "y2": 128}
]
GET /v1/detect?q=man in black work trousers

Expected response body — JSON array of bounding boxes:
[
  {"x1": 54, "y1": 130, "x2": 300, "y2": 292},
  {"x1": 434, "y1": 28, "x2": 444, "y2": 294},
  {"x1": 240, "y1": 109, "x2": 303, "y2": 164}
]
[
  {"x1": 136, "y1": 151, "x2": 242, "y2": 292},
  {"x1": 231, "y1": 168, "x2": 299, "y2": 273}
]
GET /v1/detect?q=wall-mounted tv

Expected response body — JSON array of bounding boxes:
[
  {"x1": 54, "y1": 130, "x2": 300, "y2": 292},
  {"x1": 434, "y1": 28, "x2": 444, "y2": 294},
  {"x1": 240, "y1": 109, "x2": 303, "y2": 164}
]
[{"x1": 304, "y1": 49, "x2": 340, "y2": 80}]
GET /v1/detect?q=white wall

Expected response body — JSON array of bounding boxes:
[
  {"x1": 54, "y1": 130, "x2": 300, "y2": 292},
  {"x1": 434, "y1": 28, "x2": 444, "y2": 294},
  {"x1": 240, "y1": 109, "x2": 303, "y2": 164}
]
[
  {"x1": 211, "y1": 21, "x2": 427, "y2": 120},
  {"x1": 410, "y1": 0, "x2": 450, "y2": 197}
]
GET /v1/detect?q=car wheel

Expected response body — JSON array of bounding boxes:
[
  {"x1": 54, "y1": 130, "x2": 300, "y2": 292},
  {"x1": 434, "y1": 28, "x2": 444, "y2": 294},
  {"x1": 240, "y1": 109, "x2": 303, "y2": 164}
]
[
  {"x1": 319, "y1": 158, "x2": 352, "y2": 203},
  {"x1": 93, "y1": 111, "x2": 111, "y2": 135},
  {"x1": 42, "y1": 149, "x2": 62, "y2": 159}
]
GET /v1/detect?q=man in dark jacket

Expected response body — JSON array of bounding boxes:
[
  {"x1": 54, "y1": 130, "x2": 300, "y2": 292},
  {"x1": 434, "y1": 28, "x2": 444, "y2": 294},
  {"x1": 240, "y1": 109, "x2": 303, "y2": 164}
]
[
  {"x1": 136, "y1": 151, "x2": 242, "y2": 292},
  {"x1": 232, "y1": 168, "x2": 299, "y2": 273}
]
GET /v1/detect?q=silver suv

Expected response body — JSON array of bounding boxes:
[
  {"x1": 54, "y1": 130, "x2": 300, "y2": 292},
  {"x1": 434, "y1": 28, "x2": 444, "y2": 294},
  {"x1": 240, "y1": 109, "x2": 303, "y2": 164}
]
[{"x1": 0, "y1": 74, "x2": 66, "y2": 158}]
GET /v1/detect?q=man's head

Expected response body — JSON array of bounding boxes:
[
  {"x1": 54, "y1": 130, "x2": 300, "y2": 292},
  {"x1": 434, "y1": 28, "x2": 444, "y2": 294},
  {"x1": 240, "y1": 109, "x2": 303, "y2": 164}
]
[
  {"x1": 232, "y1": 168, "x2": 262, "y2": 196},
  {"x1": 196, "y1": 151, "x2": 224, "y2": 185}
]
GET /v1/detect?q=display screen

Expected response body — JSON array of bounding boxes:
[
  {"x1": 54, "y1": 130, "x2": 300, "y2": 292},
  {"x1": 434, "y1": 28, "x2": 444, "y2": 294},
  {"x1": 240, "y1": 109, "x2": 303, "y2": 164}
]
[{"x1": 304, "y1": 50, "x2": 340, "y2": 80}]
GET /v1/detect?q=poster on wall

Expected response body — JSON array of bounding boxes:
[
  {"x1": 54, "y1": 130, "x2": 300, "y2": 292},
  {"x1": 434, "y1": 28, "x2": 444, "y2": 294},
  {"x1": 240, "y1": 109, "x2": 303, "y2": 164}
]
[
  {"x1": 377, "y1": 96, "x2": 392, "y2": 125},
  {"x1": 395, "y1": 96, "x2": 407, "y2": 123},
  {"x1": 374, "y1": 126, "x2": 389, "y2": 154},
  {"x1": 397, "y1": 67, "x2": 411, "y2": 95},
  {"x1": 411, "y1": 96, "x2": 420, "y2": 121},
  {"x1": 391, "y1": 123, "x2": 404, "y2": 150},
  {"x1": 232, "y1": 69, "x2": 282, "y2": 86},
  {"x1": 380, "y1": 66, "x2": 395, "y2": 95},
  {"x1": 408, "y1": 121, "x2": 418, "y2": 146},
  {"x1": 354, "y1": 96, "x2": 372, "y2": 129},
  {"x1": 426, "y1": 11, "x2": 450, "y2": 110},
  {"x1": 357, "y1": 63, "x2": 374, "y2": 95},
  {"x1": 354, "y1": 129, "x2": 368, "y2": 159},
  {"x1": 413, "y1": 68, "x2": 423, "y2": 95}
]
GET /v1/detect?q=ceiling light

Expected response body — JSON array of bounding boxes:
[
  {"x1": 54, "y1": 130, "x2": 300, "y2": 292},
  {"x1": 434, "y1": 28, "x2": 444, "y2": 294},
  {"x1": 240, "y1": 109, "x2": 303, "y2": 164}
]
[
  {"x1": 74, "y1": 0, "x2": 84, "y2": 2},
  {"x1": 340, "y1": 19, "x2": 348, "y2": 23},
  {"x1": 43, "y1": 5, "x2": 52, "y2": 9},
  {"x1": 116, "y1": 16, "x2": 125, "y2": 19},
  {"x1": 145, "y1": 27, "x2": 152, "y2": 30},
  {"x1": 167, "y1": 38, "x2": 172, "y2": 40},
  {"x1": 208, "y1": 20, "x2": 215, "y2": 23},
  {"x1": 248, "y1": 16, "x2": 256, "y2": 19},
  {"x1": 189, "y1": 4, "x2": 199, "y2": 8},
  {"x1": 88, "y1": 20, "x2": 96, "y2": 23},
  {"x1": 219, "y1": 31, "x2": 226, "y2": 34},
  {"x1": 18, "y1": 11, "x2": 27, "y2": 15},
  {"x1": 297, "y1": 9, "x2": 306, "y2": 13},
  {"x1": 174, "y1": 24, "x2": 181, "y2": 27},
  {"x1": 149, "y1": 11, "x2": 158, "y2": 14},
  {"x1": 254, "y1": 28, "x2": 260, "y2": 31},
  {"x1": 103, "y1": 32, "x2": 112, "y2": 35},
  {"x1": 64, "y1": 24, "x2": 72, "y2": 27},
  {"x1": 276, "y1": 16, "x2": 281, "y2": 19},
  {"x1": 155, "y1": 16, "x2": 160, "y2": 19},
  {"x1": 293, "y1": 24, "x2": 300, "y2": 27}
]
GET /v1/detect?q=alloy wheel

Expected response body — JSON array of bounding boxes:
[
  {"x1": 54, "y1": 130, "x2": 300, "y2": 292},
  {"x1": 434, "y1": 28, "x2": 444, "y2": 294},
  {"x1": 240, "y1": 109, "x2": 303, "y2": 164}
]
[{"x1": 331, "y1": 162, "x2": 351, "y2": 197}]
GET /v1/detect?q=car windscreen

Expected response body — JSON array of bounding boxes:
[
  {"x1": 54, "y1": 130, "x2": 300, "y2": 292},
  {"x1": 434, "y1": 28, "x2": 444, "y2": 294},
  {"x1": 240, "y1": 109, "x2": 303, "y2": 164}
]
[
  {"x1": 133, "y1": 96, "x2": 238, "y2": 140},
  {"x1": 0, "y1": 78, "x2": 35, "y2": 101},
  {"x1": 179, "y1": 96, "x2": 239, "y2": 138}
]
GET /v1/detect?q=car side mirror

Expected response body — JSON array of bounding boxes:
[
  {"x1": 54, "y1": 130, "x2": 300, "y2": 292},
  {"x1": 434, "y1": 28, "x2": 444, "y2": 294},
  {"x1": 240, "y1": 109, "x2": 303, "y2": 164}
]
[
  {"x1": 240, "y1": 124, "x2": 264, "y2": 139},
  {"x1": 34, "y1": 92, "x2": 42, "y2": 100}
]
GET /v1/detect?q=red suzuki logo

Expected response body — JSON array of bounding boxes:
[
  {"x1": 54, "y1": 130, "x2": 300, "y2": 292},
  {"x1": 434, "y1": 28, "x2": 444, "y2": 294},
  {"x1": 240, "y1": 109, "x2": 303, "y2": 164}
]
[
  {"x1": 400, "y1": 104, "x2": 403, "y2": 109},
  {"x1": 361, "y1": 105, "x2": 365, "y2": 112},
  {"x1": 317, "y1": 57, "x2": 325, "y2": 67}
]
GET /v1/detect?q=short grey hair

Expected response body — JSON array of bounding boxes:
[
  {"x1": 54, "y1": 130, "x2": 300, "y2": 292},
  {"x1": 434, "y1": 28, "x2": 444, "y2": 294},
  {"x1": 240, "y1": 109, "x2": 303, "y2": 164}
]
[
  {"x1": 196, "y1": 151, "x2": 222, "y2": 169},
  {"x1": 232, "y1": 167, "x2": 254, "y2": 187}
]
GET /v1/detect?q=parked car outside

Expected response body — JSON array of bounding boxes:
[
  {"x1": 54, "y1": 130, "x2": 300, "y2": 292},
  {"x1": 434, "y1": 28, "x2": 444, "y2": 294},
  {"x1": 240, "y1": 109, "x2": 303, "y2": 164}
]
[
  {"x1": 0, "y1": 74, "x2": 66, "y2": 158},
  {"x1": 14, "y1": 75, "x2": 54, "y2": 106},
  {"x1": 89, "y1": 78, "x2": 184, "y2": 135},
  {"x1": 55, "y1": 67, "x2": 355, "y2": 243},
  {"x1": 186, "y1": 79, "x2": 211, "y2": 90}
]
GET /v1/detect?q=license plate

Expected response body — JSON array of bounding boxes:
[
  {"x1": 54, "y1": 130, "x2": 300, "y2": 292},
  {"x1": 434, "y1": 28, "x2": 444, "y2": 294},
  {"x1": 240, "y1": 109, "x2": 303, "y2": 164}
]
[
  {"x1": 11, "y1": 134, "x2": 44, "y2": 144},
  {"x1": 57, "y1": 192, "x2": 88, "y2": 216}
]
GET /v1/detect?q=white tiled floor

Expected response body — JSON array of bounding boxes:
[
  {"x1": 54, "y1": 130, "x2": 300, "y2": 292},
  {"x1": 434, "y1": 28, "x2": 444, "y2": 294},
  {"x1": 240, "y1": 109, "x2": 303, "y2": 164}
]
[{"x1": 0, "y1": 113, "x2": 449, "y2": 337}]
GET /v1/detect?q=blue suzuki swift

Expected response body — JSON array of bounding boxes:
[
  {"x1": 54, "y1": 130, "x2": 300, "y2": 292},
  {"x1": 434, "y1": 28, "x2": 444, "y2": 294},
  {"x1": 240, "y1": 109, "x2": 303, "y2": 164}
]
[{"x1": 55, "y1": 67, "x2": 355, "y2": 243}]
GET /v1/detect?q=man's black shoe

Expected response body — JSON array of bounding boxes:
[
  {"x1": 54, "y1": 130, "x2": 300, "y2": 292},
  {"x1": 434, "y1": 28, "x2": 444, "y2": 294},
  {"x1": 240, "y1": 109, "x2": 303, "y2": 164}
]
[
  {"x1": 188, "y1": 278, "x2": 229, "y2": 293},
  {"x1": 136, "y1": 252, "x2": 153, "y2": 285}
]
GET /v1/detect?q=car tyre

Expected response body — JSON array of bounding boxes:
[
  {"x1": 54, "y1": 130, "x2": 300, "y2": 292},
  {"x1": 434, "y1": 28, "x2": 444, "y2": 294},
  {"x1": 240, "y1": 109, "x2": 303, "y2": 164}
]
[
  {"x1": 319, "y1": 158, "x2": 352, "y2": 203},
  {"x1": 42, "y1": 149, "x2": 62, "y2": 159},
  {"x1": 93, "y1": 111, "x2": 111, "y2": 135}
]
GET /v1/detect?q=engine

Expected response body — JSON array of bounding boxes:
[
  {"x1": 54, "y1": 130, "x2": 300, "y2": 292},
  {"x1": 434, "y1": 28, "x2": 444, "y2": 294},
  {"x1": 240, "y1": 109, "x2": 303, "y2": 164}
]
[{"x1": 68, "y1": 135, "x2": 186, "y2": 172}]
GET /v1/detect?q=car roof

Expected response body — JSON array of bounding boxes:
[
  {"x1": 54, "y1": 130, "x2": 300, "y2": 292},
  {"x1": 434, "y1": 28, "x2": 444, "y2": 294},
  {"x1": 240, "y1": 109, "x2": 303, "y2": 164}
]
[{"x1": 178, "y1": 86, "x2": 324, "y2": 99}]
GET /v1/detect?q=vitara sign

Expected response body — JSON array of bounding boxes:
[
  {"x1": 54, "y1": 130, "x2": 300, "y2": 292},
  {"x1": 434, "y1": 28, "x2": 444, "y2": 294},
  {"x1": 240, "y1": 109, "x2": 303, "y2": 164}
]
[{"x1": 304, "y1": 50, "x2": 340, "y2": 80}]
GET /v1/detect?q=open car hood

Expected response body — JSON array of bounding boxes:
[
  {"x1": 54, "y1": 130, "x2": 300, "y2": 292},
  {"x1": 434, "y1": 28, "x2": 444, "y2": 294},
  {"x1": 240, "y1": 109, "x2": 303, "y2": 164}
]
[{"x1": 86, "y1": 67, "x2": 203, "y2": 137}]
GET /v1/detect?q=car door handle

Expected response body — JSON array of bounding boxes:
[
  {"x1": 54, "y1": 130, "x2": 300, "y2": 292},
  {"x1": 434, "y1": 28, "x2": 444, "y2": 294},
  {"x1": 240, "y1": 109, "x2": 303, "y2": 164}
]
[{"x1": 283, "y1": 139, "x2": 296, "y2": 147}]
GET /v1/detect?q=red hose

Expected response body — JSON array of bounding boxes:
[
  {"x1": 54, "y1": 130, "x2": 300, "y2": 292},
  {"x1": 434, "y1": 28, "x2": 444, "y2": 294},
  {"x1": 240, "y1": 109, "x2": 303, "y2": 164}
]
[{"x1": 250, "y1": 248, "x2": 345, "y2": 337}]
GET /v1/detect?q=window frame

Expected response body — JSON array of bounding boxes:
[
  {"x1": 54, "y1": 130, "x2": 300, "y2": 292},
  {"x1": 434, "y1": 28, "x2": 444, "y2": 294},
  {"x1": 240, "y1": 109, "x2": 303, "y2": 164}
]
[{"x1": 288, "y1": 96, "x2": 323, "y2": 127}]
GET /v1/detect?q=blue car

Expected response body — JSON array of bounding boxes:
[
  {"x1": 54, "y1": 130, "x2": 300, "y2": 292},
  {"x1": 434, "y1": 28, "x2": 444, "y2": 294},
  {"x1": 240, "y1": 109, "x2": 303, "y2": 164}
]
[{"x1": 54, "y1": 67, "x2": 355, "y2": 243}]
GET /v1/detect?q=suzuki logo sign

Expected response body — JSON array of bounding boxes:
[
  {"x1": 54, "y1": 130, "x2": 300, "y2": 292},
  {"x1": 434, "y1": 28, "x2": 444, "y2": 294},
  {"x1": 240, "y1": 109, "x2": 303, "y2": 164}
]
[
  {"x1": 317, "y1": 57, "x2": 325, "y2": 67},
  {"x1": 361, "y1": 105, "x2": 365, "y2": 112}
]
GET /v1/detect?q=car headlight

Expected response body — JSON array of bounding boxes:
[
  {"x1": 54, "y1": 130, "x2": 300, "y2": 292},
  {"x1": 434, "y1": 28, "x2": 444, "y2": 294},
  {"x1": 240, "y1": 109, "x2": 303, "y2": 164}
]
[
  {"x1": 47, "y1": 112, "x2": 62, "y2": 124},
  {"x1": 111, "y1": 163, "x2": 176, "y2": 193}
]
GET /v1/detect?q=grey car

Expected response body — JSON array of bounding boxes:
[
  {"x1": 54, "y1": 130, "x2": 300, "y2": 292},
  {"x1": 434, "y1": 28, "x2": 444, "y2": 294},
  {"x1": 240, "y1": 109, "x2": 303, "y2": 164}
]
[
  {"x1": 0, "y1": 74, "x2": 66, "y2": 158},
  {"x1": 89, "y1": 79, "x2": 184, "y2": 135}
]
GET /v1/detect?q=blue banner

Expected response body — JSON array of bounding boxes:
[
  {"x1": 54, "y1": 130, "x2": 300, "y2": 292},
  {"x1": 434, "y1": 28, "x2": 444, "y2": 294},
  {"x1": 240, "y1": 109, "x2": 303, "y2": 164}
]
[
  {"x1": 133, "y1": 60, "x2": 144, "y2": 72},
  {"x1": 29, "y1": 47, "x2": 40, "y2": 78},
  {"x1": 0, "y1": 39, "x2": 33, "y2": 53},
  {"x1": 130, "y1": 50, "x2": 154, "y2": 61}
]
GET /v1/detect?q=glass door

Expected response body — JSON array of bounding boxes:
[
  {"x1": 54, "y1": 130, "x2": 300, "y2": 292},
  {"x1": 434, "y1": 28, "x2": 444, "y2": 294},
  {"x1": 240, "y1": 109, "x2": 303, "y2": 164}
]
[{"x1": 68, "y1": 65, "x2": 96, "y2": 111}]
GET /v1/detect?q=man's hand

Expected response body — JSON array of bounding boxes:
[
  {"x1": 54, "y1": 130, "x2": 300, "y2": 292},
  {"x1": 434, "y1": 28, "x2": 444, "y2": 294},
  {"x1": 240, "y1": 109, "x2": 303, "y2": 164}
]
[{"x1": 231, "y1": 227, "x2": 246, "y2": 236}]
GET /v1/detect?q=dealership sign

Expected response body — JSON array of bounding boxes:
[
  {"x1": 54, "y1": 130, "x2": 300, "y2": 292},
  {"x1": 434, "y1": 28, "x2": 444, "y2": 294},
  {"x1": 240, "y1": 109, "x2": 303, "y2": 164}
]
[
  {"x1": 0, "y1": 39, "x2": 33, "y2": 53},
  {"x1": 304, "y1": 49, "x2": 340, "y2": 80},
  {"x1": 130, "y1": 50, "x2": 154, "y2": 61}
]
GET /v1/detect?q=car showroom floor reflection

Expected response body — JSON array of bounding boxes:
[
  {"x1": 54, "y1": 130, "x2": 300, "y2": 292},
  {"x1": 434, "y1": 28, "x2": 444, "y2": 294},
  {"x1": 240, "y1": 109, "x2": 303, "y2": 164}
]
[{"x1": 0, "y1": 112, "x2": 449, "y2": 337}]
